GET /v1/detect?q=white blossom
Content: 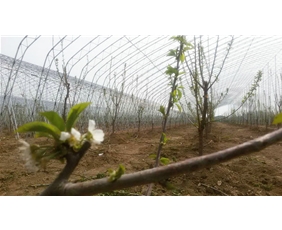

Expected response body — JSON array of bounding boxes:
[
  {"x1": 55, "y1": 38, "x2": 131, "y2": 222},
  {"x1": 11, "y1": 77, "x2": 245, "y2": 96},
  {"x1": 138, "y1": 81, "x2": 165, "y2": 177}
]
[
  {"x1": 60, "y1": 132, "x2": 71, "y2": 141},
  {"x1": 60, "y1": 129, "x2": 81, "y2": 146},
  {"x1": 71, "y1": 128, "x2": 81, "y2": 141},
  {"x1": 18, "y1": 139, "x2": 38, "y2": 172},
  {"x1": 88, "y1": 120, "x2": 104, "y2": 144}
]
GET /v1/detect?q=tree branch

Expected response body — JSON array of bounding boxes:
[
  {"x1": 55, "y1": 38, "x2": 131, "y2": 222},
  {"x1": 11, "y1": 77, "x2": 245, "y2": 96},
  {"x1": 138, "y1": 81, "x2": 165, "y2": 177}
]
[
  {"x1": 209, "y1": 36, "x2": 234, "y2": 90},
  {"x1": 40, "y1": 141, "x2": 91, "y2": 196},
  {"x1": 59, "y1": 128, "x2": 282, "y2": 196},
  {"x1": 209, "y1": 35, "x2": 219, "y2": 83}
]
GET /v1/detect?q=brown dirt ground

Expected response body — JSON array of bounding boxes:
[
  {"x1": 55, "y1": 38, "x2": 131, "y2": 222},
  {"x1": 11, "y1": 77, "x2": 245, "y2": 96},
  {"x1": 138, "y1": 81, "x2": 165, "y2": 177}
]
[{"x1": 1, "y1": 122, "x2": 282, "y2": 196}]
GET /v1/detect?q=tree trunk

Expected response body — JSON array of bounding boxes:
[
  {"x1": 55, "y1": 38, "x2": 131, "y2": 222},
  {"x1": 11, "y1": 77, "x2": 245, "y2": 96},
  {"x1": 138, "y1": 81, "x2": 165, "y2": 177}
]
[
  {"x1": 198, "y1": 128, "x2": 204, "y2": 155},
  {"x1": 198, "y1": 81, "x2": 209, "y2": 155}
]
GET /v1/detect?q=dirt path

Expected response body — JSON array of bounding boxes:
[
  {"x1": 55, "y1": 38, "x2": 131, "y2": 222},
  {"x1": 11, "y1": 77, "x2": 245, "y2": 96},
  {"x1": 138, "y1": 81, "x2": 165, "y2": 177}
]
[{"x1": 1, "y1": 122, "x2": 282, "y2": 196}]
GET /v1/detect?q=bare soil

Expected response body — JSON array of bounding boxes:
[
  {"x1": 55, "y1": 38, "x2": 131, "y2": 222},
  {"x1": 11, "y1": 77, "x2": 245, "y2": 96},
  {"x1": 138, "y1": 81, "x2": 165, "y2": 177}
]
[{"x1": 1, "y1": 122, "x2": 282, "y2": 196}]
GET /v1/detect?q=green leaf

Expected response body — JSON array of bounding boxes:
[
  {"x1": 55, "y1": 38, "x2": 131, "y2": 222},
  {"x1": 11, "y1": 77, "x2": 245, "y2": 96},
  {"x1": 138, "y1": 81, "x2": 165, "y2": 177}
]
[
  {"x1": 34, "y1": 132, "x2": 53, "y2": 138},
  {"x1": 66, "y1": 102, "x2": 91, "y2": 131},
  {"x1": 173, "y1": 97, "x2": 178, "y2": 103},
  {"x1": 170, "y1": 36, "x2": 179, "y2": 41},
  {"x1": 108, "y1": 164, "x2": 126, "y2": 182},
  {"x1": 273, "y1": 113, "x2": 282, "y2": 125},
  {"x1": 158, "y1": 105, "x2": 166, "y2": 117},
  {"x1": 183, "y1": 45, "x2": 193, "y2": 52},
  {"x1": 40, "y1": 111, "x2": 65, "y2": 131},
  {"x1": 160, "y1": 157, "x2": 170, "y2": 165},
  {"x1": 162, "y1": 133, "x2": 168, "y2": 145},
  {"x1": 149, "y1": 153, "x2": 157, "y2": 160},
  {"x1": 180, "y1": 53, "x2": 185, "y2": 63},
  {"x1": 165, "y1": 65, "x2": 178, "y2": 76},
  {"x1": 178, "y1": 71, "x2": 185, "y2": 76},
  {"x1": 170, "y1": 35, "x2": 190, "y2": 47},
  {"x1": 41, "y1": 150, "x2": 61, "y2": 160},
  {"x1": 16, "y1": 122, "x2": 61, "y2": 140},
  {"x1": 167, "y1": 49, "x2": 176, "y2": 57},
  {"x1": 177, "y1": 89, "x2": 182, "y2": 100},
  {"x1": 176, "y1": 103, "x2": 182, "y2": 112}
]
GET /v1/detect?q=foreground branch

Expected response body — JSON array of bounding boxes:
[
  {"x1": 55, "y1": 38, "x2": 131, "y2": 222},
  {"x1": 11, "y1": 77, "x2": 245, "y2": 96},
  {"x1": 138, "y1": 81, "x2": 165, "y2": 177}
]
[
  {"x1": 40, "y1": 142, "x2": 91, "y2": 195},
  {"x1": 58, "y1": 128, "x2": 282, "y2": 196}
]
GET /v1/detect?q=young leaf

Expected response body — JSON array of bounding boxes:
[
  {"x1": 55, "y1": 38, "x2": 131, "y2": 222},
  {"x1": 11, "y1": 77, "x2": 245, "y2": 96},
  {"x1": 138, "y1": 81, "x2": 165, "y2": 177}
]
[
  {"x1": 40, "y1": 111, "x2": 65, "y2": 131},
  {"x1": 180, "y1": 53, "x2": 185, "y2": 63},
  {"x1": 176, "y1": 103, "x2": 182, "y2": 112},
  {"x1": 177, "y1": 89, "x2": 182, "y2": 100},
  {"x1": 16, "y1": 122, "x2": 61, "y2": 140},
  {"x1": 165, "y1": 65, "x2": 178, "y2": 76},
  {"x1": 183, "y1": 44, "x2": 193, "y2": 52},
  {"x1": 167, "y1": 49, "x2": 176, "y2": 57},
  {"x1": 170, "y1": 36, "x2": 178, "y2": 41},
  {"x1": 34, "y1": 132, "x2": 53, "y2": 138},
  {"x1": 66, "y1": 102, "x2": 91, "y2": 131},
  {"x1": 149, "y1": 153, "x2": 157, "y2": 160},
  {"x1": 160, "y1": 157, "x2": 170, "y2": 165},
  {"x1": 170, "y1": 35, "x2": 189, "y2": 46},
  {"x1": 162, "y1": 133, "x2": 168, "y2": 145},
  {"x1": 158, "y1": 105, "x2": 166, "y2": 117},
  {"x1": 178, "y1": 71, "x2": 185, "y2": 76},
  {"x1": 273, "y1": 113, "x2": 282, "y2": 125},
  {"x1": 108, "y1": 164, "x2": 126, "y2": 182}
]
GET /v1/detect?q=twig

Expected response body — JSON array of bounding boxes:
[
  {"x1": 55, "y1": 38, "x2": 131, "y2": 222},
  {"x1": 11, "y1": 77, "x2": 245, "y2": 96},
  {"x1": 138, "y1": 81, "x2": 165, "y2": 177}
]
[
  {"x1": 204, "y1": 140, "x2": 213, "y2": 147},
  {"x1": 198, "y1": 183, "x2": 229, "y2": 196},
  {"x1": 98, "y1": 191, "x2": 141, "y2": 196},
  {"x1": 28, "y1": 184, "x2": 50, "y2": 188},
  {"x1": 62, "y1": 67, "x2": 70, "y2": 122}
]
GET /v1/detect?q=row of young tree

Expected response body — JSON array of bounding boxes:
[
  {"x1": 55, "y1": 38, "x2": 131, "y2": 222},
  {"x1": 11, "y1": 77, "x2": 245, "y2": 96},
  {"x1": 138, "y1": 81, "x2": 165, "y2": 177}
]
[
  {"x1": 4, "y1": 35, "x2": 275, "y2": 151},
  {"x1": 14, "y1": 35, "x2": 282, "y2": 196},
  {"x1": 3, "y1": 35, "x2": 275, "y2": 144},
  {"x1": 225, "y1": 93, "x2": 281, "y2": 130}
]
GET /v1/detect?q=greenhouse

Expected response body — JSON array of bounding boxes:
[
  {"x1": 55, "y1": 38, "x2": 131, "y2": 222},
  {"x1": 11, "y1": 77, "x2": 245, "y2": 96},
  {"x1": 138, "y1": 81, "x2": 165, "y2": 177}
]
[
  {"x1": 1, "y1": 36, "x2": 282, "y2": 134},
  {"x1": 1, "y1": 35, "x2": 282, "y2": 197}
]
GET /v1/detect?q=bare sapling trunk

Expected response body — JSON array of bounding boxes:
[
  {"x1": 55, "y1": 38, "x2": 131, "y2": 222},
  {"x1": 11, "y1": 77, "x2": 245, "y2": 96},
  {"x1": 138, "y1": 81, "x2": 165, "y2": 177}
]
[
  {"x1": 185, "y1": 36, "x2": 234, "y2": 155},
  {"x1": 110, "y1": 64, "x2": 126, "y2": 134},
  {"x1": 62, "y1": 67, "x2": 70, "y2": 122},
  {"x1": 198, "y1": 81, "x2": 209, "y2": 155},
  {"x1": 54, "y1": 59, "x2": 70, "y2": 122}
]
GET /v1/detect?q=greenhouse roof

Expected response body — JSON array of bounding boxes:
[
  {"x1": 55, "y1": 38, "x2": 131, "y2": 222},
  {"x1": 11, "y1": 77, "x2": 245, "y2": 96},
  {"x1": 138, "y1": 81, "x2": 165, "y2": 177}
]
[{"x1": 1, "y1": 35, "x2": 282, "y2": 116}]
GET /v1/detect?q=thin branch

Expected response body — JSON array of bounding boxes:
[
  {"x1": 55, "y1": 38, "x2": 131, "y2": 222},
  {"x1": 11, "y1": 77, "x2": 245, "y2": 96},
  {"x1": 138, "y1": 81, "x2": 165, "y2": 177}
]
[
  {"x1": 197, "y1": 40, "x2": 205, "y2": 84},
  {"x1": 62, "y1": 67, "x2": 70, "y2": 121},
  {"x1": 184, "y1": 59, "x2": 202, "y2": 88},
  {"x1": 199, "y1": 183, "x2": 229, "y2": 196},
  {"x1": 209, "y1": 36, "x2": 234, "y2": 90},
  {"x1": 209, "y1": 35, "x2": 219, "y2": 83},
  {"x1": 28, "y1": 184, "x2": 50, "y2": 188},
  {"x1": 59, "y1": 127, "x2": 282, "y2": 196}
]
